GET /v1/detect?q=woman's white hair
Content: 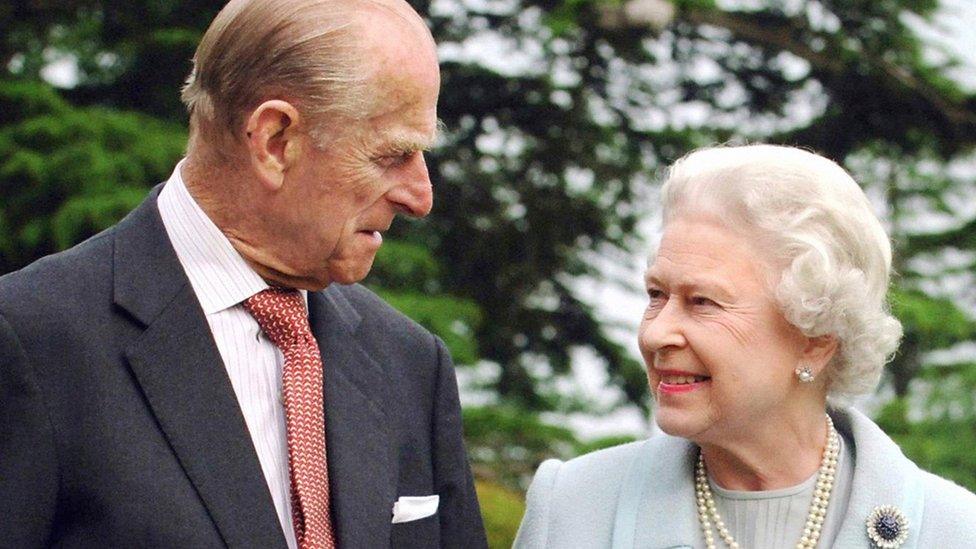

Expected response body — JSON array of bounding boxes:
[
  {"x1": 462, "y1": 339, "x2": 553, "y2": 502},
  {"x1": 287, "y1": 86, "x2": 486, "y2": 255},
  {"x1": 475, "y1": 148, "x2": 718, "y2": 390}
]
[{"x1": 659, "y1": 144, "x2": 903, "y2": 400}]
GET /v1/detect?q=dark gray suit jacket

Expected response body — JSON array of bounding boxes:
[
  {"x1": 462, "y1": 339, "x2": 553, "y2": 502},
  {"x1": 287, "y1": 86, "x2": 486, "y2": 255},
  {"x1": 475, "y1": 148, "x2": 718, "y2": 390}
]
[{"x1": 0, "y1": 188, "x2": 487, "y2": 548}]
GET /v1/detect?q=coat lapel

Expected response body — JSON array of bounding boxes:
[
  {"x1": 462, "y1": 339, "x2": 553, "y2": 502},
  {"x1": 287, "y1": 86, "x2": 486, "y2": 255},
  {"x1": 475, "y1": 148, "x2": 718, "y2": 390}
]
[
  {"x1": 114, "y1": 189, "x2": 287, "y2": 549},
  {"x1": 830, "y1": 408, "x2": 924, "y2": 548},
  {"x1": 308, "y1": 288, "x2": 397, "y2": 548},
  {"x1": 625, "y1": 436, "x2": 701, "y2": 549}
]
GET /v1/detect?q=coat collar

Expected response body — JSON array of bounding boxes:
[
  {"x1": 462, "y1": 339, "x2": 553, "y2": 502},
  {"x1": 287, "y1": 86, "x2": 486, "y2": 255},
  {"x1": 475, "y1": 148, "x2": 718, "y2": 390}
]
[
  {"x1": 114, "y1": 187, "x2": 399, "y2": 547},
  {"x1": 830, "y1": 408, "x2": 923, "y2": 549},
  {"x1": 613, "y1": 407, "x2": 924, "y2": 549}
]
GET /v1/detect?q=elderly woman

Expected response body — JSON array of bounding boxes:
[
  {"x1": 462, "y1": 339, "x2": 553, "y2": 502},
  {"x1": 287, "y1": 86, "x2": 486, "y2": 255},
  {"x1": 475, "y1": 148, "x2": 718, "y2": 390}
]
[{"x1": 514, "y1": 145, "x2": 976, "y2": 549}]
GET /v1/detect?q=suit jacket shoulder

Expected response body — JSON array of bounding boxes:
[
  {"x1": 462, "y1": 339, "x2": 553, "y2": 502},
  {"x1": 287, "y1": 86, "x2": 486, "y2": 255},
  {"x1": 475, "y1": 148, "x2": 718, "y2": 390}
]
[
  {"x1": 0, "y1": 225, "x2": 116, "y2": 324},
  {"x1": 0, "y1": 224, "x2": 121, "y2": 418}
]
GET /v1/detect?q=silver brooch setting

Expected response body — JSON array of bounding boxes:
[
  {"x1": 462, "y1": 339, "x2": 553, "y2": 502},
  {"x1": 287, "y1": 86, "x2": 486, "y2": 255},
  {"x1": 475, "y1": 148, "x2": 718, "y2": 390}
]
[{"x1": 865, "y1": 505, "x2": 909, "y2": 548}]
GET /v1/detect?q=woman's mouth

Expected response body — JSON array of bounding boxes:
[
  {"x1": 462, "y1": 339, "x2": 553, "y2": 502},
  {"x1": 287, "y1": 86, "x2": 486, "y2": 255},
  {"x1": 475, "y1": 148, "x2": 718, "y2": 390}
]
[
  {"x1": 661, "y1": 374, "x2": 709, "y2": 385},
  {"x1": 657, "y1": 372, "x2": 710, "y2": 394}
]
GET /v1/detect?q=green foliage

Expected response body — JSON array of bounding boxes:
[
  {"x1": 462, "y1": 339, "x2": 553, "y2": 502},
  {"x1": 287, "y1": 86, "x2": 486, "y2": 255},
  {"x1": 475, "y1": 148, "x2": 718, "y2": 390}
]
[
  {"x1": 475, "y1": 480, "x2": 526, "y2": 549},
  {"x1": 369, "y1": 240, "x2": 443, "y2": 291},
  {"x1": 0, "y1": 80, "x2": 186, "y2": 271},
  {"x1": 891, "y1": 288, "x2": 974, "y2": 348},
  {"x1": 876, "y1": 398, "x2": 976, "y2": 492},
  {"x1": 376, "y1": 289, "x2": 483, "y2": 365},
  {"x1": 417, "y1": 0, "x2": 686, "y2": 410},
  {"x1": 0, "y1": 80, "x2": 69, "y2": 123},
  {"x1": 464, "y1": 405, "x2": 579, "y2": 488},
  {"x1": 465, "y1": 404, "x2": 635, "y2": 545},
  {"x1": 368, "y1": 240, "x2": 483, "y2": 364},
  {"x1": 574, "y1": 433, "x2": 638, "y2": 455},
  {"x1": 463, "y1": 404, "x2": 637, "y2": 490}
]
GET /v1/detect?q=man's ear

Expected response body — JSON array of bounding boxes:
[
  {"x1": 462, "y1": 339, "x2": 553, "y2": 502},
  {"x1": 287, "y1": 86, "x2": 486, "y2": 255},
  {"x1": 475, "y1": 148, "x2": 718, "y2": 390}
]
[
  {"x1": 244, "y1": 100, "x2": 304, "y2": 191},
  {"x1": 800, "y1": 334, "x2": 839, "y2": 377}
]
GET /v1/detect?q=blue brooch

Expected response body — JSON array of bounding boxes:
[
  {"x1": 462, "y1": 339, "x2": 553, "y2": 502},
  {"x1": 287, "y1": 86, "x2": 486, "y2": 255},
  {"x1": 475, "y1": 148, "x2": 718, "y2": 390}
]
[{"x1": 866, "y1": 505, "x2": 909, "y2": 548}]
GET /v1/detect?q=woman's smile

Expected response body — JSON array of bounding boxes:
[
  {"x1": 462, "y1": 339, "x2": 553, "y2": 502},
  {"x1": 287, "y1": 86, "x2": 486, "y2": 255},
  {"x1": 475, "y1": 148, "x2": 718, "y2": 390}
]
[{"x1": 656, "y1": 369, "x2": 711, "y2": 394}]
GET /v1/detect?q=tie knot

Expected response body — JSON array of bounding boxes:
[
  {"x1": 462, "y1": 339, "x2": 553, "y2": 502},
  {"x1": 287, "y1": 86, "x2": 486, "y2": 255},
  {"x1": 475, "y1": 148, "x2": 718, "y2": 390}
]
[{"x1": 243, "y1": 287, "x2": 311, "y2": 349}]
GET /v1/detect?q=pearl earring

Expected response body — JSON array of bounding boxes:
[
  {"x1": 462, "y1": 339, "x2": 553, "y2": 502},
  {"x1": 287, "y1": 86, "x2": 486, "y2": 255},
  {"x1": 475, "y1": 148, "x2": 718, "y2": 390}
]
[{"x1": 795, "y1": 364, "x2": 815, "y2": 383}]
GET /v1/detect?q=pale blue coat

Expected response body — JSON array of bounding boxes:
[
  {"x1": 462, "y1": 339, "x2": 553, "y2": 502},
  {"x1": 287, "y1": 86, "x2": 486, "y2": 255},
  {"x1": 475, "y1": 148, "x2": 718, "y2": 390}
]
[{"x1": 514, "y1": 408, "x2": 976, "y2": 548}]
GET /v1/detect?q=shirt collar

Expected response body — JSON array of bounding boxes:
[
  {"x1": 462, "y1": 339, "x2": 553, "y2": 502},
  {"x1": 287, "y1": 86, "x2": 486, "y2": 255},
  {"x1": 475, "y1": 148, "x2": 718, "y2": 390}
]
[{"x1": 157, "y1": 160, "x2": 307, "y2": 314}]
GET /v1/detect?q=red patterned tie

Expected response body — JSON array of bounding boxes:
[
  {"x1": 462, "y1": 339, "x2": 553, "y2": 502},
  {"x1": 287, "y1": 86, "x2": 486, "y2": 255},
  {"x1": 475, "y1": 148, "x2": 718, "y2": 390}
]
[{"x1": 244, "y1": 288, "x2": 337, "y2": 549}]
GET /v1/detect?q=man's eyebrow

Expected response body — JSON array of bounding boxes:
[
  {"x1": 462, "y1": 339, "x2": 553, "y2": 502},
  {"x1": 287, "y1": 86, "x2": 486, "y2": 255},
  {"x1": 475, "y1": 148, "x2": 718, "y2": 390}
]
[{"x1": 387, "y1": 119, "x2": 446, "y2": 153}]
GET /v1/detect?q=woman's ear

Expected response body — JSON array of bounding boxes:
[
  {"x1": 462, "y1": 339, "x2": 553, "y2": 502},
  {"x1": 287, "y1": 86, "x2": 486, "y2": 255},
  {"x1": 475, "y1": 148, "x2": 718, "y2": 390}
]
[
  {"x1": 243, "y1": 100, "x2": 304, "y2": 191},
  {"x1": 800, "y1": 334, "x2": 839, "y2": 378}
]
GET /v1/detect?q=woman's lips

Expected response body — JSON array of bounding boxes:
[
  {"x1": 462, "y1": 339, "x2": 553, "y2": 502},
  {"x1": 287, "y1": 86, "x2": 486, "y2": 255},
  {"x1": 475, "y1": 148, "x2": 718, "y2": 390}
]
[
  {"x1": 656, "y1": 370, "x2": 710, "y2": 394},
  {"x1": 658, "y1": 379, "x2": 709, "y2": 394}
]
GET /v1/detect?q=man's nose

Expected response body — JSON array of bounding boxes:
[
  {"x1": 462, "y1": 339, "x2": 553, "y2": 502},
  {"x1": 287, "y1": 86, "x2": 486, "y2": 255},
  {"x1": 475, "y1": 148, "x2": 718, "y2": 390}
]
[{"x1": 388, "y1": 153, "x2": 434, "y2": 218}]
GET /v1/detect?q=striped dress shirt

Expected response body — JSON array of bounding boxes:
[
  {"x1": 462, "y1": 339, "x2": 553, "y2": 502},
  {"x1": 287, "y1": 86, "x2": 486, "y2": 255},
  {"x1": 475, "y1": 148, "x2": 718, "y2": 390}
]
[{"x1": 157, "y1": 161, "x2": 303, "y2": 549}]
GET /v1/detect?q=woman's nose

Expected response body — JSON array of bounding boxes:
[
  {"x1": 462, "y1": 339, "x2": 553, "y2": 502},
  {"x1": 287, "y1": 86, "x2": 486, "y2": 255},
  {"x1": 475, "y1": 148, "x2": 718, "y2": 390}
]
[{"x1": 639, "y1": 301, "x2": 687, "y2": 354}]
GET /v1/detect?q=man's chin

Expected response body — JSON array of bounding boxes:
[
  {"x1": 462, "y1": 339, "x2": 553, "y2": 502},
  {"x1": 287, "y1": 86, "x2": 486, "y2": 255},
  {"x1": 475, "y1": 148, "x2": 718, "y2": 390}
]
[{"x1": 326, "y1": 260, "x2": 376, "y2": 287}]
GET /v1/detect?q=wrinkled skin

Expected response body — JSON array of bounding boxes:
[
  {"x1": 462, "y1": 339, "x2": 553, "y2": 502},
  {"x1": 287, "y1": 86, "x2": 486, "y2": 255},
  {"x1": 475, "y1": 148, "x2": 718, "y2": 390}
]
[
  {"x1": 186, "y1": 0, "x2": 441, "y2": 291},
  {"x1": 639, "y1": 214, "x2": 832, "y2": 490}
]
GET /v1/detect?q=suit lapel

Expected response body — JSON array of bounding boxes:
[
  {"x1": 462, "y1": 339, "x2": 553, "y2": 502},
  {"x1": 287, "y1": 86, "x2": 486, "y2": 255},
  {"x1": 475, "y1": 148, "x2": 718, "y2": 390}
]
[
  {"x1": 114, "y1": 189, "x2": 287, "y2": 549},
  {"x1": 308, "y1": 288, "x2": 397, "y2": 548}
]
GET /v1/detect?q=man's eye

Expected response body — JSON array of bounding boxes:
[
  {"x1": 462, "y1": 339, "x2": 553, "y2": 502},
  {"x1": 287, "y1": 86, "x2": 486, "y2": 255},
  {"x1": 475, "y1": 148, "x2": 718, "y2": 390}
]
[
  {"x1": 377, "y1": 152, "x2": 414, "y2": 168},
  {"x1": 647, "y1": 289, "x2": 666, "y2": 301},
  {"x1": 690, "y1": 296, "x2": 716, "y2": 307}
]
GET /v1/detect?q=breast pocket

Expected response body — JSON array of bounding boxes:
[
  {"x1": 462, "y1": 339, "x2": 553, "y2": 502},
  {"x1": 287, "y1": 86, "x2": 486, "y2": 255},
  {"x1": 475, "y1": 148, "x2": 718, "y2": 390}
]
[{"x1": 390, "y1": 512, "x2": 439, "y2": 548}]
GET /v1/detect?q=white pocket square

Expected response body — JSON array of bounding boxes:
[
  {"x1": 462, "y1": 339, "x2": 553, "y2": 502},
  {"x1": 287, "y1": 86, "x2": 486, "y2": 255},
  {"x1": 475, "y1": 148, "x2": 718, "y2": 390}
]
[{"x1": 391, "y1": 495, "x2": 439, "y2": 524}]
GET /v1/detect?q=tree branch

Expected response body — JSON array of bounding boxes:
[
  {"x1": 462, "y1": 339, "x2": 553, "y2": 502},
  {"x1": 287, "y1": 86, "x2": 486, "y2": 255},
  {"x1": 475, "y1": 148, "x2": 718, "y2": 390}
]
[{"x1": 599, "y1": 1, "x2": 976, "y2": 133}]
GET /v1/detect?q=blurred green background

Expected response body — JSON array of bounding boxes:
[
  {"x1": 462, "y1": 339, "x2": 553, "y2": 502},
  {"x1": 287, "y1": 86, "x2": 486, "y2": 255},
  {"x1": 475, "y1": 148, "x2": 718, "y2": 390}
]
[{"x1": 2, "y1": 1, "x2": 975, "y2": 546}]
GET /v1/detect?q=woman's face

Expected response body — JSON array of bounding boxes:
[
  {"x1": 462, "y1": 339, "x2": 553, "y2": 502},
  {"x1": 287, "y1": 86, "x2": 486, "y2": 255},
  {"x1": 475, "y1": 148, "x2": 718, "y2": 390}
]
[{"x1": 639, "y1": 214, "x2": 809, "y2": 445}]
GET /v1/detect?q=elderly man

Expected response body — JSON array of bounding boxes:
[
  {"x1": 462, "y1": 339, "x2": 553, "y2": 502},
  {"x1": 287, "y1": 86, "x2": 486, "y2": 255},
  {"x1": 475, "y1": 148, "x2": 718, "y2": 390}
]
[{"x1": 0, "y1": 0, "x2": 486, "y2": 547}]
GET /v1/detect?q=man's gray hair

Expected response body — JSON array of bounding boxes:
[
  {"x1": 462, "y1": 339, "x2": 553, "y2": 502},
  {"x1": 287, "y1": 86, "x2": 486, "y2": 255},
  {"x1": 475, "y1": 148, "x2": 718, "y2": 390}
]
[
  {"x1": 181, "y1": 0, "x2": 368, "y2": 147},
  {"x1": 657, "y1": 144, "x2": 903, "y2": 400}
]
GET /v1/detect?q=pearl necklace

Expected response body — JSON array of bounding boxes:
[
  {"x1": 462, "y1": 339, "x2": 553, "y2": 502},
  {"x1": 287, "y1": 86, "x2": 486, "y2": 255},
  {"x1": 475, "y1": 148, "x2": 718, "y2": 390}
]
[{"x1": 694, "y1": 415, "x2": 840, "y2": 549}]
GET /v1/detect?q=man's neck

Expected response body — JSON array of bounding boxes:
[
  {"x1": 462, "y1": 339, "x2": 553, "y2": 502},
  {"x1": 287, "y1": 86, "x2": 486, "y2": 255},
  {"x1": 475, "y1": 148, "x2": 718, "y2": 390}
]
[{"x1": 179, "y1": 158, "x2": 330, "y2": 292}]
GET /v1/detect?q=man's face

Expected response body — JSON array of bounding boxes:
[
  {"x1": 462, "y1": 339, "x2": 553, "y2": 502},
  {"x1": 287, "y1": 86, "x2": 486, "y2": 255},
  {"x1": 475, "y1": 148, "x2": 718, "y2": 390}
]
[{"x1": 272, "y1": 13, "x2": 440, "y2": 289}]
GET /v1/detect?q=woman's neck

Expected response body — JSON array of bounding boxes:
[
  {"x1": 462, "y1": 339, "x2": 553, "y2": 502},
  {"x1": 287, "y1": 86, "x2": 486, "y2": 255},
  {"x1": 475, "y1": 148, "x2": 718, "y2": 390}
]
[{"x1": 698, "y1": 411, "x2": 829, "y2": 491}]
